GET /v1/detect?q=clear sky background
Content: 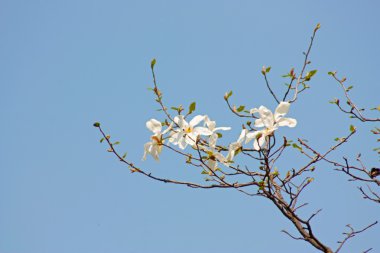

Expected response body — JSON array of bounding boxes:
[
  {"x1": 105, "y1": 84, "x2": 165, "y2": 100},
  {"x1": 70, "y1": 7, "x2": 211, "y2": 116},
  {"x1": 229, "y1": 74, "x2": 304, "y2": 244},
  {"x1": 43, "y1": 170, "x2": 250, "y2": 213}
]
[{"x1": 1, "y1": 1, "x2": 380, "y2": 252}]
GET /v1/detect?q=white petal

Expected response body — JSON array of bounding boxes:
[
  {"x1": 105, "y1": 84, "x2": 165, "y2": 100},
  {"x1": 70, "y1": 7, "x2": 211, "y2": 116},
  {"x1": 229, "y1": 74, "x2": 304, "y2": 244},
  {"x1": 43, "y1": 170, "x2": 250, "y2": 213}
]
[
  {"x1": 250, "y1": 108, "x2": 259, "y2": 114},
  {"x1": 253, "y1": 139, "x2": 260, "y2": 151},
  {"x1": 237, "y1": 129, "x2": 247, "y2": 143},
  {"x1": 274, "y1": 101, "x2": 290, "y2": 118},
  {"x1": 185, "y1": 133, "x2": 196, "y2": 146},
  {"x1": 208, "y1": 159, "x2": 217, "y2": 171},
  {"x1": 277, "y1": 117, "x2": 297, "y2": 127},
  {"x1": 208, "y1": 133, "x2": 218, "y2": 147},
  {"x1": 162, "y1": 122, "x2": 173, "y2": 134},
  {"x1": 226, "y1": 148, "x2": 236, "y2": 161},
  {"x1": 204, "y1": 117, "x2": 216, "y2": 130},
  {"x1": 169, "y1": 132, "x2": 180, "y2": 144},
  {"x1": 274, "y1": 101, "x2": 291, "y2": 121},
  {"x1": 245, "y1": 131, "x2": 261, "y2": 144},
  {"x1": 254, "y1": 118, "x2": 265, "y2": 128},
  {"x1": 146, "y1": 119, "x2": 162, "y2": 134},
  {"x1": 189, "y1": 115, "x2": 205, "y2": 127},
  {"x1": 214, "y1": 152, "x2": 227, "y2": 163},
  {"x1": 174, "y1": 115, "x2": 187, "y2": 128},
  {"x1": 258, "y1": 106, "x2": 274, "y2": 128},
  {"x1": 258, "y1": 136, "x2": 267, "y2": 148},
  {"x1": 194, "y1": 127, "x2": 213, "y2": 136},
  {"x1": 178, "y1": 136, "x2": 188, "y2": 150},
  {"x1": 214, "y1": 126, "x2": 231, "y2": 131},
  {"x1": 142, "y1": 142, "x2": 152, "y2": 160}
]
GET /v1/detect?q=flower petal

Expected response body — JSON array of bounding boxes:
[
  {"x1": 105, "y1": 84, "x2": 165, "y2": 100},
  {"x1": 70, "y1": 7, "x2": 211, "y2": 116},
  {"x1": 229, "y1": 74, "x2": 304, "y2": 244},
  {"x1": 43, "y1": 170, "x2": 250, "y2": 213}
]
[
  {"x1": 274, "y1": 101, "x2": 290, "y2": 120},
  {"x1": 208, "y1": 159, "x2": 217, "y2": 171},
  {"x1": 254, "y1": 118, "x2": 265, "y2": 128},
  {"x1": 162, "y1": 122, "x2": 173, "y2": 134},
  {"x1": 204, "y1": 116, "x2": 216, "y2": 130},
  {"x1": 250, "y1": 108, "x2": 259, "y2": 114},
  {"x1": 253, "y1": 139, "x2": 260, "y2": 151},
  {"x1": 237, "y1": 129, "x2": 247, "y2": 143},
  {"x1": 214, "y1": 126, "x2": 231, "y2": 131},
  {"x1": 185, "y1": 133, "x2": 197, "y2": 146},
  {"x1": 189, "y1": 115, "x2": 205, "y2": 127},
  {"x1": 146, "y1": 119, "x2": 162, "y2": 134},
  {"x1": 178, "y1": 136, "x2": 188, "y2": 150},
  {"x1": 208, "y1": 133, "x2": 218, "y2": 147},
  {"x1": 142, "y1": 142, "x2": 152, "y2": 160},
  {"x1": 174, "y1": 115, "x2": 187, "y2": 128},
  {"x1": 245, "y1": 131, "x2": 261, "y2": 144},
  {"x1": 258, "y1": 106, "x2": 274, "y2": 128},
  {"x1": 194, "y1": 127, "x2": 213, "y2": 136},
  {"x1": 277, "y1": 117, "x2": 297, "y2": 127}
]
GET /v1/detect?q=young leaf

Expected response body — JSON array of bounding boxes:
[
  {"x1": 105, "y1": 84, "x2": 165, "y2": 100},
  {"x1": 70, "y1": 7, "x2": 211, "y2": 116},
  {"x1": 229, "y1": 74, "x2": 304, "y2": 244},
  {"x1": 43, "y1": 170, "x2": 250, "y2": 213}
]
[
  {"x1": 292, "y1": 143, "x2": 302, "y2": 151},
  {"x1": 150, "y1": 58, "x2": 156, "y2": 69},
  {"x1": 237, "y1": 105, "x2": 245, "y2": 112},
  {"x1": 224, "y1": 90, "x2": 233, "y2": 100},
  {"x1": 349, "y1": 125, "x2": 356, "y2": 133},
  {"x1": 189, "y1": 102, "x2": 196, "y2": 114}
]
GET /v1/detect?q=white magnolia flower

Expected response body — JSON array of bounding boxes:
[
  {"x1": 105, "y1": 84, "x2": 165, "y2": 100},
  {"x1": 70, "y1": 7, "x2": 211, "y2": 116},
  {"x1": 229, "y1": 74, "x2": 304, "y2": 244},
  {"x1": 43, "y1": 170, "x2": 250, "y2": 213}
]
[
  {"x1": 170, "y1": 115, "x2": 212, "y2": 150},
  {"x1": 226, "y1": 129, "x2": 247, "y2": 161},
  {"x1": 142, "y1": 119, "x2": 171, "y2": 161},
  {"x1": 246, "y1": 101, "x2": 297, "y2": 150},
  {"x1": 204, "y1": 116, "x2": 231, "y2": 147}
]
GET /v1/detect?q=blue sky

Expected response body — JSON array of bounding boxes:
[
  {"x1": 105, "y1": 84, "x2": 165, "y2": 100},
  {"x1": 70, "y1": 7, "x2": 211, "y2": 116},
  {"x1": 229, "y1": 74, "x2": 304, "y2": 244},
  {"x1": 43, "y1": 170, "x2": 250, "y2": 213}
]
[{"x1": 1, "y1": 0, "x2": 380, "y2": 252}]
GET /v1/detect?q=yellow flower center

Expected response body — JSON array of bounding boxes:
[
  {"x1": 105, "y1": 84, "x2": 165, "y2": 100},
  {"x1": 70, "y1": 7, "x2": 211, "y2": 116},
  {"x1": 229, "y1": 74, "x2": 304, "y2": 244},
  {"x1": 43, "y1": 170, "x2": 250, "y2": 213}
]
[{"x1": 185, "y1": 126, "x2": 193, "y2": 133}]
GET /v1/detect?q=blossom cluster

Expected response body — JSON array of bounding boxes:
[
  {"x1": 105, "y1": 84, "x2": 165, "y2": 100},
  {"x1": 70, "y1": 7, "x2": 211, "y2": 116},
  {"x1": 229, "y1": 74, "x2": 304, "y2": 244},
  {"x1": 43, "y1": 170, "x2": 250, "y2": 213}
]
[{"x1": 143, "y1": 101, "x2": 297, "y2": 170}]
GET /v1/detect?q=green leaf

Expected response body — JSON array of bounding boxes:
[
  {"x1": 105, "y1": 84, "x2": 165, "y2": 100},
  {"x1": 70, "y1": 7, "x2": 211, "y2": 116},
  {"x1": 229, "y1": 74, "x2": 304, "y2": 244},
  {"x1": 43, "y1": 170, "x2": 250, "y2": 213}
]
[
  {"x1": 305, "y1": 70, "x2": 317, "y2": 81},
  {"x1": 266, "y1": 66, "x2": 271, "y2": 73},
  {"x1": 292, "y1": 143, "x2": 302, "y2": 151},
  {"x1": 349, "y1": 125, "x2": 356, "y2": 132},
  {"x1": 224, "y1": 90, "x2": 233, "y2": 100},
  {"x1": 328, "y1": 71, "x2": 335, "y2": 76},
  {"x1": 346, "y1": 85, "x2": 353, "y2": 91},
  {"x1": 171, "y1": 107, "x2": 179, "y2": 111},
  {"x1": 100, "y1": 138, "x2": 105, "y2": 143},
  {"x1": 235, "y1": 148, "x2": 242, "y2": 156},
  {"x1": 150, "y1": 58, "x2": 156, "y2": 69},
  {"x1": 237, "y1": 105, "x2": 245, "y2": 112},
  {"x1": 216, "y1": 132, "x2": 223, "y2": 138},
  {"x1": 201, "y1": 170, "x2": 208, "y2": 175},
  {"x1": 189, "y1": 102, "x2": 196, "y2": 114},
  {"x1": 93, "y1": 122, "x2": 100, "y2": 127},
  {"x1": 113, "y1": 141, "x2": 120, "y2": 145},
  {"x1": 309, "y1": 70, "x2": 317, "y2": 77},
  {"x1": 122, "y1": 152, "x2": 127, "y2": 159}
]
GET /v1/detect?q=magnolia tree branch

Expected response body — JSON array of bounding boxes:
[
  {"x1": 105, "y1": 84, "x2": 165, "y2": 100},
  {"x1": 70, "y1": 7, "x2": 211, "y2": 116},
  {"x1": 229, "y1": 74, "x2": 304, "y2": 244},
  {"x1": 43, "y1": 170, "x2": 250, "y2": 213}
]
[
  {"x1": 335, "y1": 221, "x2": 378, "y2": 253},
  {"x1": 323, "y1": 71, "x2": 380, "y2": 204},
  {"x1": 298, "y1": 135, "x2": 380, "y2": 204},
  {"x1": 94, "y1": 24, "x2": 375, "y2": 252},
  {"x1": 329, "y1": 72, "x2": 380, "y2": 122}
]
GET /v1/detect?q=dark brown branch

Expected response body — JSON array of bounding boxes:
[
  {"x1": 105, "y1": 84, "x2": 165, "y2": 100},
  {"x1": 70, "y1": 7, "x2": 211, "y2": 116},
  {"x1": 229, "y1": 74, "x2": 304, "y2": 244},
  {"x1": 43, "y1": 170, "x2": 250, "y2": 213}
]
[
  {"x1": 335, "y1": 221, "x2": 378, "y2": 253},
  {"x1": 290, "y1": 24, "x2": 320, "y2": 103},
  {"x1": 330, "y1": 73, "x2": 380, "y2": 122}
]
